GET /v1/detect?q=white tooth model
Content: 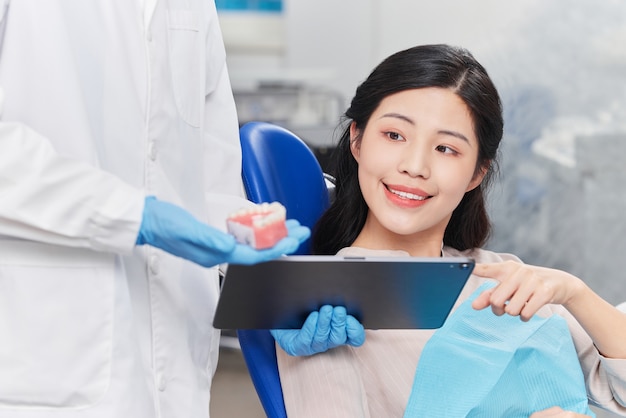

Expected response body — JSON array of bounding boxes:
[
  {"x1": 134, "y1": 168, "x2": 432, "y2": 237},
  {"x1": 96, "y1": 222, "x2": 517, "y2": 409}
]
[{"x1": 226, "y1": 202, "x2": 288, "y2": 250}]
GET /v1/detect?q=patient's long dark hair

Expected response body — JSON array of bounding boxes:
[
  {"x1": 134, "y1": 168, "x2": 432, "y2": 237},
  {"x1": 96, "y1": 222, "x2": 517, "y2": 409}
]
[{"x1": 312, "y1": 44, "x2": 503, "y2": 255}]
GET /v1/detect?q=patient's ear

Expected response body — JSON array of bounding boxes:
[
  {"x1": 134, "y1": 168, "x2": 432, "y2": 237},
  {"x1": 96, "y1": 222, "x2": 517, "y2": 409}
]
[
  {"x1": 349, "y1": 122, "x2": 361, "y2": 162},
  {"x1": 467, "y1": 162, "x2": 489, "y2": 192}
]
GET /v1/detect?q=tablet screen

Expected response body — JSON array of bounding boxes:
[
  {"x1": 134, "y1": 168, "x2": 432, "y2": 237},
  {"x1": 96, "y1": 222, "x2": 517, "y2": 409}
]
[{"x1": 213, "y1": 255, "x2": 474, "y2": 330}]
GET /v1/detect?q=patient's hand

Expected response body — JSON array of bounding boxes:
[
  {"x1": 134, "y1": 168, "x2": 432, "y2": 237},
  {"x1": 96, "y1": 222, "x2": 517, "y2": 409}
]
[
  {"x1": 530, "y1": 406, "x2": 592, "y2": 417},
  {"x1": 471, "y1": 261, "x2": 584, "y2": 321},
  {"x1": 271, "y1": 305, "x2": 365, "y2": 356}
]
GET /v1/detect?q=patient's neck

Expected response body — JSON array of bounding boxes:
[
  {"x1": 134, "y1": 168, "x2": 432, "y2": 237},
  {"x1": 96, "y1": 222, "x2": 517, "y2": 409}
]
[{"x1": 351, "y1": 225, "x2": 444, "y2": 257}]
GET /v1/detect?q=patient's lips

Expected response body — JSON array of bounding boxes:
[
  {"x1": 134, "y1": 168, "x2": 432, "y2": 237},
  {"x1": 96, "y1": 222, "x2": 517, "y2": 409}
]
[
  {"x1": 226, "y1": 202, "x2": 288, "y2": 249},
  {"x1": 384, "y1": 183, "x2": 430, "y2": 208}
]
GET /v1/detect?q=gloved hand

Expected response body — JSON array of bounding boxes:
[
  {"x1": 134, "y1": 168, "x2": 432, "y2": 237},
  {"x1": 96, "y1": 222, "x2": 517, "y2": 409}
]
[
  {"x1": 271, "y1": 305, "x2": 365, "y2": 356},
  {"x1": 136, "y1": 196, "x2": 310, "y2": 267}
]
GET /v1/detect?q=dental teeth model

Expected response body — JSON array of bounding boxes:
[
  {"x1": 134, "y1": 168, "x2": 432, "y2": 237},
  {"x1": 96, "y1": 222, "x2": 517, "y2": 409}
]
[{"x1": 226, "y1": 202, "x2": 288, "y2": 249}]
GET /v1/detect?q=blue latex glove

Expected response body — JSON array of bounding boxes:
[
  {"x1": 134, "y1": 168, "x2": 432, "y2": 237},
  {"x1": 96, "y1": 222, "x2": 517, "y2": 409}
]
[
  {"x1": 136, "y1": 196, "x2": 310, "y2": 267},
  {"x1": 271, "y1": 305, "x2": 365, "y2": 356}
]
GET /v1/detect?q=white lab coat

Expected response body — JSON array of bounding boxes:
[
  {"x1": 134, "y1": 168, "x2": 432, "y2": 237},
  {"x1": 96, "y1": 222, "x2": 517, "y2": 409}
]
[{"x1": 0, "y1": 0, "x2": 247, "y2": 416}]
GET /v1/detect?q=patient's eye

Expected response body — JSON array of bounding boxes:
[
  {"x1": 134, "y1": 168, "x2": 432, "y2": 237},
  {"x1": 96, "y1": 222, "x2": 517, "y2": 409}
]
[
  {"x1": 435, "y1": 144, "x2": 458, "y2": 155},
  {"x1": 385, "y1": 131, "x2": 405, "y2": 141}
]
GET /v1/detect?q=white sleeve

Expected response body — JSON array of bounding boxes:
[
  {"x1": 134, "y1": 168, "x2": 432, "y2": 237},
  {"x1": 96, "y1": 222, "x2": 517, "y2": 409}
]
[
  {"x1": 0, "y1": 4, "x2": 142, "y2": 253},
  {"x1": 0, "y1": 116, "x2": 144, "y2": 253}
]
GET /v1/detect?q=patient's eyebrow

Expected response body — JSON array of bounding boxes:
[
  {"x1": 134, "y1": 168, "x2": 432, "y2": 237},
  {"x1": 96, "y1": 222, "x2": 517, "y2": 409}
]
[
  {"x1": 379, "y1": 113, "x2": 470, "y2": 143},
  {"x1": 379, "y1": 112, "x2": 414, "y2": 125},
  {"x1": 439, "y1": 130, "x2": 469, "y2": 143}
]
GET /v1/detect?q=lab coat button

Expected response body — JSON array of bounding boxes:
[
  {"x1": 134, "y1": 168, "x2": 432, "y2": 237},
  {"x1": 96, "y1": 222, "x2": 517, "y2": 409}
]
[
  {"x1": 157, "y1": 375, "x2": 167, "y2": 391},
  {"x1": 149, "y1": 255, "x2": 159, "y2": 275},
  {"x1": 148, "y1": 141, "x2": 157, "y2": 161},
  {"x1": 146, "y1": 31, "x2": 153, "y2": 42}
]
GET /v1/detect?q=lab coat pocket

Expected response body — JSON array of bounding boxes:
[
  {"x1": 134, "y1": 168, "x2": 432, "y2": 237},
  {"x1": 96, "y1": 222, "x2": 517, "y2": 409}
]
[
  {"x1": 0, "y1": 244, "x2": 114, "y2": 408},
  {"x1": 168, "y1": 10, "x2": 204, "y2": 128}
]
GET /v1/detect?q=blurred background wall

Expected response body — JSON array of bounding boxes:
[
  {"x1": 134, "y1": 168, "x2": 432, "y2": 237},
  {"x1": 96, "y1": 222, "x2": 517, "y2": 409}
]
[{"x1": 217, "y1": 0, "x2": 626, "y2": 305}]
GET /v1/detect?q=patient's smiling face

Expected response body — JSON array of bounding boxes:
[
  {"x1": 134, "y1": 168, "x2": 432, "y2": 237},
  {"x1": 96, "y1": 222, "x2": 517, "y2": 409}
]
[{"x1": 349, "y1": 87, "x2": 485, "y2": 255}]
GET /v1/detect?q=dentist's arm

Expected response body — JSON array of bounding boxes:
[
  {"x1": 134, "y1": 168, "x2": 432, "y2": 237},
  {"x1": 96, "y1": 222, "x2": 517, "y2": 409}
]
[{"x1": 271, "y1": 305, "x2": 365, "y2": 356}]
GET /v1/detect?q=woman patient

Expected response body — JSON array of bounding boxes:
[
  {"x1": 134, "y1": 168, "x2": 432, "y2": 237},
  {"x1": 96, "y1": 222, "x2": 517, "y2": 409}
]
[{"x1": 271, "y1": 44, "x2": 626, "y2": 417}]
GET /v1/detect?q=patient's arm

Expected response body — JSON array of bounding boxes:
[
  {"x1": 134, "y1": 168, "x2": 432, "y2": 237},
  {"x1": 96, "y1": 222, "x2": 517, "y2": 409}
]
[{"x1": 472, "y1": 261, "x2": 626, "y2": 359}]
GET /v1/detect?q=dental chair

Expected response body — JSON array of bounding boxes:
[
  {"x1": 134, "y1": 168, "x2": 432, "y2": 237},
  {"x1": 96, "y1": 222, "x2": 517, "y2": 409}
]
[{"x1": 237, "y1": 121, "x2": 332, "y2": 418}]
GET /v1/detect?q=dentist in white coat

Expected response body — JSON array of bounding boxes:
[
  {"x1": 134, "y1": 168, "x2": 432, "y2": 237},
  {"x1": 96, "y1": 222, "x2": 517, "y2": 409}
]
[{"x1": 0, "y1": 0, "x2": 308, "y2": 417}]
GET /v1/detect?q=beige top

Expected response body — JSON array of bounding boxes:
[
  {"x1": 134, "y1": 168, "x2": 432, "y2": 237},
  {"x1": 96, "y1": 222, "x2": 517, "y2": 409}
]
[{"x1": 276, "y1": 247, "x2": 626, "y2": 417}]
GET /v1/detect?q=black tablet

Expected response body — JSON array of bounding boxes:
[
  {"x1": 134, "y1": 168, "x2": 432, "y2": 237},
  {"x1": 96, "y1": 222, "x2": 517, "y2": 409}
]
[{"x1": 213, "y1": 255, "x2": 474, "y2": 330}]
